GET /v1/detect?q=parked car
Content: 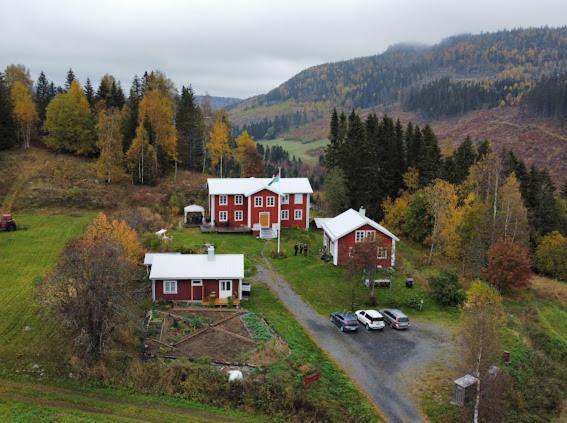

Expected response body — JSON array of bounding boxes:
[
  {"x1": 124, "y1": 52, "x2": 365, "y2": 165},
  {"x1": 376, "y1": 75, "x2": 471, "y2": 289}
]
[
  {"x1": 330, "y1": 311, "x2": 359, "y2": 332},
  {"x1": 380, "y1": 309, "x2": 410, "y2": 330},
  {"x1": 355, "y1": 309, "x2": 385, "y2": 331}
]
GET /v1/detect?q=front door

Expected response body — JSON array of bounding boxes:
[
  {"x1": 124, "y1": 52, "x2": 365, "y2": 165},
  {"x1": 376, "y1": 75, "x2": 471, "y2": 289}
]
[
  {"x1": 259, "y1": 212, "x2": 270, "y2": 228},
  {"x1": 219, "y1": 280, "x2": 232, "y2": 299}
]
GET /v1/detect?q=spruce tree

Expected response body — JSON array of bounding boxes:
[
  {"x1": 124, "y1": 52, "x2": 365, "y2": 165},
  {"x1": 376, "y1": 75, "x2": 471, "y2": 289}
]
[
  {"x1": 341, "y1": 111, "x2": 366, "y2": 210},
  {"x1": 176, "y1": 85, "x2": 204, "y2": 171},
  {"x1": 121, "y1": 76, "x2": 142, "y2": 151},
  {"x1": 325, "y1": 108, "x2": 339, "y2": 169},
  {"x1": 406, "y1": 123, "x2": 420, "y2": 169},
  {"x1": 441, "y1": 155, "x2": 458, "y2": 183},
  {"x1": 453, "y1": 136, "x2": 477, "y2": 184},
  {"x1": 109, "y1": 81, "x2": 125, "y2": 109},
  {"x1": 65, "y1": 68, "x2": 75, "y2": 91},
  {"x1": 84, "y1": 78, "x2": 95, "y2": 109},
  {"x1": 476, "y1": 139, "x2": 491, "y2": 161},
  {"x1": 35, "y1": 71, "x2": 55, "y2": 124},
  {"x1": 389, "y1": 118, "x2": 406, "y2": 196},
  {"x1": 417, "y1": 125, "x2": 441, "y2": 186},
  {"x1": 0, "y1": 72, "x2": 17, "y2": 150}
]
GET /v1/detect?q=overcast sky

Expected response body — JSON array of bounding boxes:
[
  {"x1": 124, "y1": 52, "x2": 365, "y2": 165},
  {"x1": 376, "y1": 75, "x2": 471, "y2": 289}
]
[{"x1": 1, "y1": 0, "x2": 565, "y2": 98}]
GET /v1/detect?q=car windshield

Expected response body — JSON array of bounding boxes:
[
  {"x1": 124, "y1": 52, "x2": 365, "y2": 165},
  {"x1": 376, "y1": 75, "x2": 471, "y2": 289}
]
[
  {"x1": 370, "y1": 317, "x2": 383, "y2": 322},
  {"x1": 399, "y1": 317, "x2": 409, "y2": 322}
]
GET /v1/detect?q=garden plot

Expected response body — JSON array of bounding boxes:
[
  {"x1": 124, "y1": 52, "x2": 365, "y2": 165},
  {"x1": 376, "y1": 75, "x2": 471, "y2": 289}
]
[{"x1": 145, "y1": 308, "x2": 287, "y2": 365}]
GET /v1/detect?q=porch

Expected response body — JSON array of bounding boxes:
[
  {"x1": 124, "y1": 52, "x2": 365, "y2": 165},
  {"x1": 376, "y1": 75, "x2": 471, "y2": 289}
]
[
  {"x1": 200, "y1": 297, "x2": 241, "y2": 306},
  {"x1": 200, "y1": 224, "x2": 252, "y2": 234}
]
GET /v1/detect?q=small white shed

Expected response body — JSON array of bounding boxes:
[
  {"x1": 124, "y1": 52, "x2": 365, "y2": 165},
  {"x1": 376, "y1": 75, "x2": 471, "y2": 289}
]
[{"x1": 184, "y1": 204, "x2": 205, "y2": 224}]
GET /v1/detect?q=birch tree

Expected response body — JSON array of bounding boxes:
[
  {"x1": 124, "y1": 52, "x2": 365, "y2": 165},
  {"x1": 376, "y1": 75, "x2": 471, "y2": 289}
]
[
  {"x1": 208, "y1": 113, "x2": 231, "y2": 177},
  {"x1": 96, "y1": 108, "x2": 124, "y2": 183},
  {"x1": 11, "y1": 80, "x2": 37, "y2": 149},
  {"x1": 424, "y1": 179, "x2": 458, "y2": 264}
]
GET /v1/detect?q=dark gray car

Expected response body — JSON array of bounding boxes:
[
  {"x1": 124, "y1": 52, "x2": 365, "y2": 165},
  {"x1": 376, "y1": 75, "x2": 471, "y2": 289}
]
[
  {"x1": 330, "y1": 311, "x2": 359, "y2": 332},
  {"x1": 380, "y1": 309, "x2": 410, "y2": 330}
]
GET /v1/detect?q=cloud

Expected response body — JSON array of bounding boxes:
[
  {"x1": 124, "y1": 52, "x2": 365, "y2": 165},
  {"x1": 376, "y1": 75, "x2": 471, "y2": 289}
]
[{"x1": 0, "y1": 0, "x2": 565, "y2": 98}]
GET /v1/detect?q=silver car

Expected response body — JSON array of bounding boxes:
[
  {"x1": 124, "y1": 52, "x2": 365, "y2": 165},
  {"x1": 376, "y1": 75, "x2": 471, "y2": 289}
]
[{"x1": 380, "y1": 309, "x2": 410, "y2": 330}]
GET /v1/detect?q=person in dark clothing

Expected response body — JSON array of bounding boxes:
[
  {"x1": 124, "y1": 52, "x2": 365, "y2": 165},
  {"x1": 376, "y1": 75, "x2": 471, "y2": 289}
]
[
  {"x1": 294, "y1": 243, "x2": 299, "y2": 256},
  {"x1": 299, "y1": 243, "x2": 304, "y2": 255},
  {"x1": 304, "y1": 244, "x2": 308, "y2": 257}
]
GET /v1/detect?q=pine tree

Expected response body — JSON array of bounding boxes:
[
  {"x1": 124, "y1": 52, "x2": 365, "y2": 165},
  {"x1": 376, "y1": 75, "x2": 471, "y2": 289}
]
[
  {"x1": 176, "y1": 85, "x2": 204, "y2": 171},
  {"x1": 122, "y1": 76, "x2": 142, "y2": 152},
  {"x1": 441, "y1": 155, "x2": 458, "y2": 183},
  {"x1": 417, "y1": 125, "x2": 441, "y2": 186},
  {"x1": 0, "y1": 72, "x2": 17, "y2": 150},
  {"x1": 454, "y1": 136, "x2": 477, "y2": 184},
  {"x1": 35, "y1": 71, "x2": 54, "y2": 124},
  {"x1": 341, "y1": 111, "x2": 366, "y2": 210},
  {"x1": 406, "y1": 123, "x2": 420, "y2": 169},
  {"x1": 325, "y1": 108, "x2": 340, "y2": 168},
  {"x1": 84, "y1": 78, "x2": 95, "y2": 109},
  {"x1": 109, "y1": 81, "x2": 125, "y2": 109},
  {"x1": 476, "y1": 139, "x2": 491, "y2": 161},
  {"x1": 65, "y1": 69, "x2": 75, "y2": 91},
  {"x1": 388, "y1": 119, "x2": 406, "y2": 196}
]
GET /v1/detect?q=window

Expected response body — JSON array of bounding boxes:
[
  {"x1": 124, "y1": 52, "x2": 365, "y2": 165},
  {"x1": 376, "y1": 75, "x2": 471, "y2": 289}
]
[
  {"x1": 282, "y1": 194, "x2": 289, "y2": 204},
  {"x1": 281, "y1": 209, "x2": 289, "y2": 220},
  {"x1": 254, "y1": 197, "x2": 263, "y2": 207},
  {"x1": 266, "y1": 196, "x2": 275, "y2": 207},
  {"x1": 377, "y1": 247, "x2": 388, "y2": 259},
  {"x1": 219, "y1": 195, "x2": 228, "y2": 205},
  {"x1": 219, "y1": 211, "x2": 228, "y2": 222},
  {"x1": 365, "y1": 231, "x2": 376, "y2": 241},
  {"x1": 294, "y1": 193, "x2": 303, "y2": 204},
  {"x1": 294, "y1": 209, "x2": 303, "y2": 220},
  {"x1": 163, "y1": 280, "x2": 177, "y2": 294},
  {"x1": 221, "y1": 280, "x2": 232, "y2": 291},
  {"x1": 191, "y1": 279, "x2": 203, "y2": 286},
  {"x1": 234, "y1": 195, "x2": 243, "y2": 205},
  {"x1": 234, "y1": 210, "x2": 243, "y2": 221},
  {"x1": 355, "y1": 230, "x2": 365, "y2": 242}
]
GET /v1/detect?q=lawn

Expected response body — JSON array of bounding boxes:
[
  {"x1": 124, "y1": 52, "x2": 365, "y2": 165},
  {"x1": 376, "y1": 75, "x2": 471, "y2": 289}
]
[
  {"x1": 0, "y1": 212, "x2": 94, "y2": 369},
  {"x1": 257, "y1": 138, "x2": 329, "y2": 165}
]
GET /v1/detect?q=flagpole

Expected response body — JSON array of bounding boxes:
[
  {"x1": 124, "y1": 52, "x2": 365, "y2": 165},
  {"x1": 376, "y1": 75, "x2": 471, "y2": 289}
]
[{"x1": 277, "y1": 166, "x2": 281, "y2": 255}]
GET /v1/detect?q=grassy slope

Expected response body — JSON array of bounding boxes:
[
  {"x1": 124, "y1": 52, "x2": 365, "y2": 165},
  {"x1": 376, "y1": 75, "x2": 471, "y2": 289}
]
[
  {"x1": 0, "y1": 378, "x2": 263, "y2": 423},
  {"x1": 0, "y1": 212, "x2": 94, "y2": 368},
  {"x1": 257, "y1": 138, "x2": 329, "y2": 165}
]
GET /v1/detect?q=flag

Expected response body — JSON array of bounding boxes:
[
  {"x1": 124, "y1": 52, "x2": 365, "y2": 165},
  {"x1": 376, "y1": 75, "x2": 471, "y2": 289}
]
[{"x1": 268, "y1": 168, "x2": 280, "y2": 186}]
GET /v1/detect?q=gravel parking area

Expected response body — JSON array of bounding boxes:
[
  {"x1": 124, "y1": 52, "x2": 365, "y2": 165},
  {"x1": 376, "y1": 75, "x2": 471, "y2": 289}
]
[{"x1": 254, "y1": 262, "x2": 453, "y2": 423}]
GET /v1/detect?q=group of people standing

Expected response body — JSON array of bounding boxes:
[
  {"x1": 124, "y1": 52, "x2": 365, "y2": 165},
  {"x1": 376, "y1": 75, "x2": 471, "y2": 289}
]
[{"x1": 294, "y1": 242, "x2": 309, "y2": 256}]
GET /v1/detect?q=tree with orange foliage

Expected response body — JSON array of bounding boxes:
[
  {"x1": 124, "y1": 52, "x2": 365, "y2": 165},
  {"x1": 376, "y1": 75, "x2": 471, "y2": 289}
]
[
  {"x1": 83, "y1": 213, "x2": 142, "y2": 265},
  {"x1": 484, "y1": 240, "x2": 531, "y2": 292},
  {"x1": 235, "y1": 131, "x2": 263, "y2": 177},
  {"x1": 10, "y1": 80, "x2": 37, "y2": 149},
  {"x1": 208, "y1": 112, "x2": 231, "y2": 177}
]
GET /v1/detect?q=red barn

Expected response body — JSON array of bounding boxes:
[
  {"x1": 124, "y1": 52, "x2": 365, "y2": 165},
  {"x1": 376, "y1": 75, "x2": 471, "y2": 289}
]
[
  {"x1": 207, "y1": 177, "x2": 313, "y2": 237},
  {"x1": 146, "y1": 247, "x2": 244, "y2": 305},
  {"x1": 319, "y1": 208, "x2": 399, "y2": 267}
]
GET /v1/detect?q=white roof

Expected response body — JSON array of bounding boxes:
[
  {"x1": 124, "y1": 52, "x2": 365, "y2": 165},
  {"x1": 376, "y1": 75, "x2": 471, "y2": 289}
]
[
  {"x1": 454, "y1": 374, "x2": 478, "y2": 388},
  {"x1": 148, "y1": 253, "x2": 244, "y2": 280},
  {"x1": 321, "y1": 209, "x2": 399, "y2": 242},
  {"x1": 184, "y1": 204, "x2": 205, "y2": 213},
  {"x1": 144, "y1": 252, "x2": 181, "y2": 266},
  {"x1": 314, "y1": 217, "x2": 332, "y2": 229},
  {"x1": 208, "y1": 177, "x2": 313, "y2": 196}
]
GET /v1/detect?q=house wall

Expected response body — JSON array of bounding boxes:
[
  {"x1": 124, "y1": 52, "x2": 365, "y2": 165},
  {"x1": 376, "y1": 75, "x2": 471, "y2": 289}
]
[
  {"x1": 249, "y1": 189, "x2": 280, "y2": 228},
  {"x1": 212, "y1": 194, "x2": 248, "y2": 227},
  {"x1": 154, "y1": 279, "x2": 241, "y2": 301},
  {"x1": 280, "y1": 193, "x2": 308, "y2": 229},
  {"x1": 335, "y1": 224, "x2": 394, "y2": 267}
]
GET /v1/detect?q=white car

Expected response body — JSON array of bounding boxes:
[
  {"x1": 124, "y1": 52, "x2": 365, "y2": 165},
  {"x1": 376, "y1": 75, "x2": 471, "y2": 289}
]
[{"x1": 355, "y1": 309, "x2": 385, "y2": 331}]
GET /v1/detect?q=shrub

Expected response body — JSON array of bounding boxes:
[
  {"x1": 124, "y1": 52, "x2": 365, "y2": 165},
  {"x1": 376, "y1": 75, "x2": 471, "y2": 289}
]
[
  {"x1": 405, "y1": 295, "x2": 424, "y2": 310},
  {"x1": 535, "y1": 231, "x2": 567, "y2": 281},
  {"x1": 429, "y1": 271, "x2": 466, "y2": 307},
  {"x1": 485, "y1": 240, "x2": 531, "y2": 291}
]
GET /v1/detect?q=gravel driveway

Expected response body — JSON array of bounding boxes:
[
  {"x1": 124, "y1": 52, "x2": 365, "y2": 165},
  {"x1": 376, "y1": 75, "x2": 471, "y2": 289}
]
[{"x1": 254, "y1": 262, "x2": 453, "y2": 423}]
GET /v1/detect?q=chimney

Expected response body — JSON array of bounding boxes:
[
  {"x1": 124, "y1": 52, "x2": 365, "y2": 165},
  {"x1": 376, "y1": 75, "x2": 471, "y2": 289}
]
[
  {"x1": 207, "y1": 245, "x2": 215, "y2": 261},
  {"x1": 359, "y1": 206, "x2": 366, "y2": 217}
]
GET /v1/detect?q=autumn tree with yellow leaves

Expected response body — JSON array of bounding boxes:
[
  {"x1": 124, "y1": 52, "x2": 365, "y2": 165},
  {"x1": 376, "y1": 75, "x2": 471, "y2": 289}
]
[
  {"x1": 126, "y1": 125, "x2": 158, "y2": 185},
  {"x1": 10, "y1": 80, "x2": 37, "y2": 149},
  {"x1": 96, "y1": 108, "x2": 124, "y2": 183},
  {"x1": 235, "y1": 130, "x2": 263, "y2": 177},
  {"x1": 208, "y1": 111, "x2": 231, "y2": 177}
]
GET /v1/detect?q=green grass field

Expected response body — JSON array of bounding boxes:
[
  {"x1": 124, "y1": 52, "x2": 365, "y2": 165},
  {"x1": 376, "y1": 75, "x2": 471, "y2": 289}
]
[
  {"x1": 0, "y1": 212, "x2": 94, "y2": 369},
  {"x1": 257, "y1": 138, "x2": 328, "y2": 165}
]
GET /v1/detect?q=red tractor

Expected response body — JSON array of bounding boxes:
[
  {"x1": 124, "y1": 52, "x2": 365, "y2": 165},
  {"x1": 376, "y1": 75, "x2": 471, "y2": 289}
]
[{"x1": 0, "y1": 213, "x2": 17, "y2": 231}]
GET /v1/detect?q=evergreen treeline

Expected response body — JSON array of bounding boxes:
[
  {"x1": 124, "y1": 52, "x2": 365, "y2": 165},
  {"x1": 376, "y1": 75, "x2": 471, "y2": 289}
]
[
  {"x1": 235, "y1": 111, "x2": 307, "y2": 140},
  {"x1": 403, "y1": 77, "x2": 529, "y2": 118},
  {"x1": 523, "y1": 72, "x2": 567, "y2": 119},
  {"x1": 258, "y1": 27, "x2": 566, "y2": 109},
  {"x1": 325, "y1": 108, "x2": 442, "y2": 218}
]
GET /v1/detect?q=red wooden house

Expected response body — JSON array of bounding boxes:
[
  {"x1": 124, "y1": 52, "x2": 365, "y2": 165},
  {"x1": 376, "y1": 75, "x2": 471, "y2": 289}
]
[
  {"x1": 319, "y1": 208, "x2": 399, "y2": 267},
  {"x1": 146, "y1": 247, "x2": 244, "y2": 305},
  {"x1": 207, "y1": 177, "x2": 313, "y2": 238}
]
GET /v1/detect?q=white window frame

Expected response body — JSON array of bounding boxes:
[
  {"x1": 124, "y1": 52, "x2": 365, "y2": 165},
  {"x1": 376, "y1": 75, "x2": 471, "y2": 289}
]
[
  {"x1": 219, "y1": 211, "x2": 228, "y2": 222},
  {"x1": 191, "y1": 279, "x2": 203, "y2": 286},
  {"x1": 266, "y1": 196, "x2": 275, "y2": 207},
  {"x1": 163, "y1": 280, "x2": 178, "y2": 294},
  {"x1": 254, "y1": 197, "x2": 263, "y2": 207},
  {"x1": 294, "y1": 209, "x2": 303, "y2": 220},
  {"x1": 234, "y1": 195, "x2": 243, "y2": 205},
  {"x1": 294, "y1": 193, "x2": 303, "y2": 204},
  {"x1": 281, "y1": 209, "x2": 289, "y2": 220},
  {"x1": 377, "y1": 247, "x2": 388, "y2": 259},
  {"x1": 234, "y1": 210, "x2": 243, "y2": 221},
  {"x1": 219, "y1": 195, "x2": 228, "y2": 206},
  {"x1": 355, "y1": 230, "x2": 365, "y2": 243},
  {"x1": 365, "y1": 230, "x2": 376, "y2": 241},
  {"x1": 281, "y1": 194, "x2": 289, "y2": 204}
]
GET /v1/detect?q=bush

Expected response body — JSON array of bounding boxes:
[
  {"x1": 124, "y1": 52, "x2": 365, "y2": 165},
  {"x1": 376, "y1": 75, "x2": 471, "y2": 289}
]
[
  {"x1": 429, "y1": 271, "x2": 466, "y2": 307},
  {"x1": 405, "y1": 295, "x2": 424, "y2": 310},
  {"x1": 535, "y1": 231, "x2": 567, "y2": 281},
  {"x1": 485, "y1": 240, "x2": 531, "y2": 291}
]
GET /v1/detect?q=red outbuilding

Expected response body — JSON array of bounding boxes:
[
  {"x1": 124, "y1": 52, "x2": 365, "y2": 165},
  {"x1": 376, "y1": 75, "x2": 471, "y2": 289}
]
[
  {"x1": 318, "y1": 208, "x2": 400, "y2": 267},
  {"x1": 207, "y1": 177, "x2": 313, "y2": 237},
  {"x1": 146, "y1": 247, "x2": 244, "y2": 305}
]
